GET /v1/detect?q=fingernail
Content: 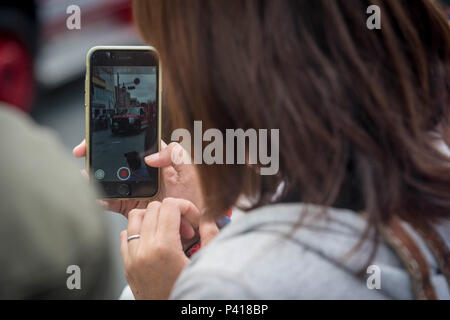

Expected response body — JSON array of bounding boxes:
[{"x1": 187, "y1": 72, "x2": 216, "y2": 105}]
[
  {"x1": 145, "y1": 153, "x2": 160, "y2": 162},
  {"x1": 72, "y1": 142, "x2": 82, "y2": 153}
]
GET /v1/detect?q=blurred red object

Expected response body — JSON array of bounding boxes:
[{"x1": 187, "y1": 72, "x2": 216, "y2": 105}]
[
  {"x1": 0, "y1": 1, "x2": 36, "y2": 112},
  {"x1": 0, "y1": 0, "x2": 136, "y2": 113},
  {"x1": 0, "y1": 34, "x2": 34, "y2": 112}
]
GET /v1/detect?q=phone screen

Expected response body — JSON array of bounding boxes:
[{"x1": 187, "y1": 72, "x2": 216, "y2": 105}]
[{"x1": 88, "y1": 48, "x2": 159, "y2": 198}]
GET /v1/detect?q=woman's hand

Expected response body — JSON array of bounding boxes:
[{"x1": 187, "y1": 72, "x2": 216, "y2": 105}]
[
  {"x1": 72, "y1": 139, "x2": 204, "y2": 218},
  {"x1": 145, "y1": 141, "x2": 204, "y2": 211},
  {"x1": 120, "y1": 198, "x2": 218, "y2": 300}
]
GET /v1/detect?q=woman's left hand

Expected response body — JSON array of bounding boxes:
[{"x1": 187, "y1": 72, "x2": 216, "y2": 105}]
[{"x1": 120, "y1": 198, "x2": 218, "y2": 300}]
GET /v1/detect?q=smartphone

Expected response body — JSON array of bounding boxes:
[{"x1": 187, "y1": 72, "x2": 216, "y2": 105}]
[{"x1": 85, "y1": 46, "x2": 161, "y2": 199}]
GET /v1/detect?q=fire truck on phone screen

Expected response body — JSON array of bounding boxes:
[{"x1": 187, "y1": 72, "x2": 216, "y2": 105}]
[{"x1": 111, "y1": 101, "x2": 156, "y2": 135}]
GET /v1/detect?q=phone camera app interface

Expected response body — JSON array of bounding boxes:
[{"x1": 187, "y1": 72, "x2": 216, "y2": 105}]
[{"x1": 90, "y1": 65, "x2": 158, "y2": 186}]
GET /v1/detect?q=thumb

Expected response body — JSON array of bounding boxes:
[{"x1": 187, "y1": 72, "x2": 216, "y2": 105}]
[{"x1": 145, "y1": 141, "x2": 191, "y2": 172}]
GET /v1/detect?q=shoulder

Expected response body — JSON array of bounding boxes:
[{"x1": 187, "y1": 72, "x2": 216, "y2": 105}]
[
  {"x1": 171, "y1": 204, "x2": 391, "y2": 299},
  {"x1": 0, "y1": 105, "x2": 110, "y2": 298},
  {"x1": 0, "y1": 105, "x2": 102, "y2": 227}
]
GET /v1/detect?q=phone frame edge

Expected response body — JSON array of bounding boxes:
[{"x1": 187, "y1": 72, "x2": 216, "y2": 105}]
[{"x1": 85, "y1": 45, "x2": 162, "y2": 201}]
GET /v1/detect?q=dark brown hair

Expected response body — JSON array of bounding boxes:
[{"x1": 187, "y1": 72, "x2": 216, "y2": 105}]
[{"x1": 133, "y1": 0, "x2": 450, "y2": 228}]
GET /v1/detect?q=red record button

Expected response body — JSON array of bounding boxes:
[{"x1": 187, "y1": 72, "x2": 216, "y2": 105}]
[{"x1": 117, "y1": 167, "x2": 130, "y2": 181}]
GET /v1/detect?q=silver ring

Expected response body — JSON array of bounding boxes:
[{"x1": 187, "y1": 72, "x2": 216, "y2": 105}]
[{"x1": 127, "y1": 234, "x2": 141, "y2": 242}]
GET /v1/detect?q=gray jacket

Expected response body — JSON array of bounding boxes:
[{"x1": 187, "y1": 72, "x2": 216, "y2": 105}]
[
  {"x1": 171, "y1": 203, "x2": 450, "y2": 299},
  {"x1": 0, "y1": 105, "x2": 112, "y2": 299}
]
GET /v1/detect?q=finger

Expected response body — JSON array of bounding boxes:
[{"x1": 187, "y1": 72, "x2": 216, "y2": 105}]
[
  {"x1": 120, "y1": 230, "x2": 130, "y2": 269},
  {"x1": 199, "y1": 217, "x2": 219, "y2": 247},
  {"x1": 179, "y1": 218, "x2": 195, "y2": 240},
  {"x1": 127, "y1": 209, "x2": 145, "y2": 255},
  {"x1": 80, "y1": 169, "x2": 89, "y2": 180},
  {"x1": 162, "y1": 165, "x2": 177, "y2": 180},
  {"x1": 144, "y1": 142, "x2": 191, "y2": 171},
  {"x1": 157, "y1": 198, "x2": 200, "y2": 242},
  {"x1": 162, "y1": 198, "x2": 200, "y2": 228},
  {"x1": 143, "y1": 139, "x2": 167, "y2": 167},
  {"x1": 73, "y1": 140, "x2": 86, "y2": 158},
  {"x1": 140, "y1": 201, "x2": 162, "y2": 243}
]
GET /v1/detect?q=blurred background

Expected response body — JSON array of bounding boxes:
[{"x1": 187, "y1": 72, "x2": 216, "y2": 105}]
[
  {"x1": 0, "y1": 0, "x2": 142, "y2": 297},
  {"x1": 0, "y1": 0, "x2": 449, "y2": 298}
]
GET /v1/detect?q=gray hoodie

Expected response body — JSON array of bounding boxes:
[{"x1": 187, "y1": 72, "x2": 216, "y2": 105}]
[{"x1": 171, "y1": 203, "x2": 450, "y2": 299}]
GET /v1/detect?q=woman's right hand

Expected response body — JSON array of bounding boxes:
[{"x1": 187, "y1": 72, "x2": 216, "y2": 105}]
[{"x1": 73, "y1": 140, "x2": 204, "y2": 219}]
